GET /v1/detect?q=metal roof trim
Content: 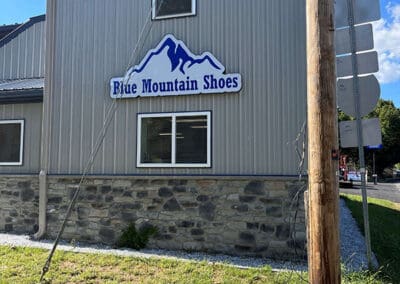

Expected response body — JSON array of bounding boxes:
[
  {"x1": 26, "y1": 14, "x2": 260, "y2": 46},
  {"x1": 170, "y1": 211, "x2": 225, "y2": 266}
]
[
  {"x1": 0, "y1": 14, "x2": 45, "y2": 48},
  {"x1": 0, "y1": 78, "x2": 44, "y2": 91},
  {"x1": 0, "y1": 88, "x2": 43, "y2": 104}
]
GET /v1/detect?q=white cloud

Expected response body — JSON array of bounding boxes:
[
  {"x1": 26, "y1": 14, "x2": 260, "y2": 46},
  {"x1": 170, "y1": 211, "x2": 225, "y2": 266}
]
[{"x1": 373, "y1": 2, "x2": 400, "y2": 84}]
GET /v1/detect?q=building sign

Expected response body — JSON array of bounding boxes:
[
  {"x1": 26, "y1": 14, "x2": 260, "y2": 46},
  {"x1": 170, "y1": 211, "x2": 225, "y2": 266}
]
[{"x1": 110, "y1": 34, "x2": 242, "y2": 98}]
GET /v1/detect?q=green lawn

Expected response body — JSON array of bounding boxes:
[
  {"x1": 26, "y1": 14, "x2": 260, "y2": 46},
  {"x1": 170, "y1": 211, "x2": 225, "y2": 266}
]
[
  {"x1": 0, "y1": 245, "x2": 306, "y2": 284},
  {"x1": 341, "y1": 194, "x2": 400, "y2": 283},
  {"x1": 0, "y1": 244, "x2": 385, "y2": 283}
]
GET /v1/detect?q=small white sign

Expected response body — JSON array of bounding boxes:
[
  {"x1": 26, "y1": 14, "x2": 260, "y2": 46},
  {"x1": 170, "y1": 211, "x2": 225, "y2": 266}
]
[
  {"x1": 336, "y1": 51, "x2": 379, "y2": 78},
  {"x1": 337, "y1": 74, "x2": 380, "y2": 117},
  {"x1": 110, "y1": 34, "x2": 242, "y2": 99},
  {"x1": 339, "y1": 118, "x2": 382, "y2": 148},
  {"x1": 335, "y1": 24, "x2": 374, "y2": 55}
]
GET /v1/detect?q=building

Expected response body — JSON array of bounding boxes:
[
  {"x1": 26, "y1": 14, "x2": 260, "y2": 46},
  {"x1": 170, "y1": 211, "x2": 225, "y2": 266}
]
[
  {"x1": 0, "y1": 0, "x2": 307, "y2": 259},
  {"x1": 0, "y1": 15, "x2": 45, "y2": 233}
]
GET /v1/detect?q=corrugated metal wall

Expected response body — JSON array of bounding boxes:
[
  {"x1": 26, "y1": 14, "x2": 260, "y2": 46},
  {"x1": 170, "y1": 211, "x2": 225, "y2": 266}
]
[
  {"x1": 0, "y1": 20, "x2": 46, "y2": 80},
  {"x1": 48, "y1": 0, "x2": 307, "y2": 176},
  {"x1": 0, "y1": 103, "x2": 42, "y2": 173}
]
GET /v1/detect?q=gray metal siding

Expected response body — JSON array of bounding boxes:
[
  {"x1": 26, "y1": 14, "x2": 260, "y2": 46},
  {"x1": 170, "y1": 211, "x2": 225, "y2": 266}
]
[
  {"x1": 48, "y1": 0, "x2": 307, "y2": 176},
  {"x1": 0, "y1": 21, "x2": 46, "y2": 80},
  {"x1": 0, "y1": 103, "x2": 42, "y2": 173}
]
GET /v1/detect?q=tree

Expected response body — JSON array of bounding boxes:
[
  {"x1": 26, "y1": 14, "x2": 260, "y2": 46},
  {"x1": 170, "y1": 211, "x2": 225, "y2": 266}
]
[
  {"x1": 339, "y1": 99, "x2": 400, "y2": 176},
  {"x1": 366, "y1": 100, "x2": 400, "y2": 175}
]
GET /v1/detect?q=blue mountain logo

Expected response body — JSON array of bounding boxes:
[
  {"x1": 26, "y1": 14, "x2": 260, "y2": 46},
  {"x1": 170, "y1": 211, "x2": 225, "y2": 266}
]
[
  {"x1": 127, "y1": 34, "x2": 223, "y2": 77},
  {"x1": 111, "y1": 34, "x2": 242, "y2": 99}
]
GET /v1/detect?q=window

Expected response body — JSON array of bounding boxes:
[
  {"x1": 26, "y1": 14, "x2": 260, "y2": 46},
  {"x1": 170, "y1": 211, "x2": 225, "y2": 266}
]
[
  {"x1": 0, "y1": 120, "x2": 24, "y2": 166},
  {"x1": 137, "y1": 112, "x2": 211, "y2": 167},
  {"x1": 152, "y1": 0, "x2": 196, "y2": 20}
]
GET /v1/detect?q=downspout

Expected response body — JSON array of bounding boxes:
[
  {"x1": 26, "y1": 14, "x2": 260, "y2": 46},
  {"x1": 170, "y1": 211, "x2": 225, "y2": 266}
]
[
  {"x1": 34, "y1": 170, "x2": 47, "y2": 239},
  {"x1": 34, "y1": 0, "x2": 56, "y2": 239}
]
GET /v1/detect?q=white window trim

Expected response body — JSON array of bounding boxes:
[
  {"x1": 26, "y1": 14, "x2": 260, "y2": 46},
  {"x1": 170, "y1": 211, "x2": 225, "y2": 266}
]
[
  {"x1": 0, "y1": 119, "x2": 24, "y2": 166},
  {"x1": 137, "y1": 111, "x2": 211, "y2": 168},
  {"x1": 152, "y1": 0, "x2": 196, "y2": 20}
]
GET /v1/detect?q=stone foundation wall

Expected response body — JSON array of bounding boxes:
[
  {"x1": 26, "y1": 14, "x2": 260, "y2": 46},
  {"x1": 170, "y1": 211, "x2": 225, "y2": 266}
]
[
  {"x1": 0, "y1": 176, "x2": 39, "y2": 234},
  {"x1": 46, "y1": 177, "x2": 306, "y2": 259}
]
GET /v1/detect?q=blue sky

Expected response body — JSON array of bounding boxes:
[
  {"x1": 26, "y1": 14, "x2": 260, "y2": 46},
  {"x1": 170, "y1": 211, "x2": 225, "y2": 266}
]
[
  {"x1": 0, "y1": 0, "x2": 399, "y2": 107},
  {"x1": 0, "y1": 1, "x2": 46, "y2": 24}
]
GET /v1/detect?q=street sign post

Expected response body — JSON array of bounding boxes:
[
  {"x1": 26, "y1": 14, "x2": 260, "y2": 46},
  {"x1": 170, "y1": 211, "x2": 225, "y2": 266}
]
[{"x1": 335, "y1": 0, "x2": 382, "y2": 268}]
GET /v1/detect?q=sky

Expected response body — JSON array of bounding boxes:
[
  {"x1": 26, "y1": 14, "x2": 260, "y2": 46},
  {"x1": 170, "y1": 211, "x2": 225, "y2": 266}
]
[{"x1": 0, "y1": 0, "x2": 399, "y2": 107}]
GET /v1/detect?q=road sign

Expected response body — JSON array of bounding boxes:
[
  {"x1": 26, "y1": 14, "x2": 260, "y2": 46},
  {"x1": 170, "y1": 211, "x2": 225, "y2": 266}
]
[
  {"x1": 335, "y1": 0, "x2": 381, "y2": 269},
  {"x1": 366, "y1": 144, "x2": 383, "y2": 150},
  {"x1": 335, "y1": 24, "x2": 374, "y2": 55},
  {"x1": 337, "y1": 74, "x2": 380, "y2": 117},
  {"x1": 335, "y1": 0, "x2": 381, "y2": 28},
  {"x1": 336, "y1": 51, "x2": 378, "y2": 78},
  {"x1": 339, "y1": 118, "x2": 382, "y2": 148}
]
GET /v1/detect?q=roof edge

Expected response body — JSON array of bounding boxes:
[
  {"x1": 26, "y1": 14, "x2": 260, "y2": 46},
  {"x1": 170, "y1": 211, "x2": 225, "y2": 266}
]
[
  {"x1": 0, "y1": 88, "x2": 43, "y2": 104},
  {"x1": 0, "y1": 14, "x2": 45, "y2": 48}
]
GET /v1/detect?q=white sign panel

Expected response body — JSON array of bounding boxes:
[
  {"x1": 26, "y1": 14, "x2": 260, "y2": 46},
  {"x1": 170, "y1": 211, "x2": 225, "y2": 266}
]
[
  {"x1": 335, "y1": 0, "x2": 381, "y2": 28},
  {"x1": 337, "y1": 75, "x2": 380, "y2": 117},
  {"x1": 339, "y1": 118, "x2": 382, "y2": 148},
  {"x1": 335, "y1": 24, "x2": 374, "y2": 55},
  {"x1": 110, "y1": 34, "x2": 242, "y2": 98},
  {"x1": 336, "y1": 51, "x2": 379, "y2": 78}
]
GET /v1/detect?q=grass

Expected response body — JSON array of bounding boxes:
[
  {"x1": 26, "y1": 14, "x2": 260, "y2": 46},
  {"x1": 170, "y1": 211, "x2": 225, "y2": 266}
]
[
  {"x1": 0, "y1": 245, "x2": 309, "y2": 284},
  {"x1": 341, "y1": 194, "x2": 400, "y2": 283},
  {"x1": 0, "y1": 245, "x2": 385, "y2": 284}
]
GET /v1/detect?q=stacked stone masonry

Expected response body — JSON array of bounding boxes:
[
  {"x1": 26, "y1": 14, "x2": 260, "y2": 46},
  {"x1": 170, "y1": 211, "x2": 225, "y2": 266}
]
[
  {"x1": 0, "y1": 176, "x2": 39, "y2": 234},
  {"x1": 0, "y1": 176, "x2": 306, "y2": 259},
  {"x1": 46, "y1": 177, "x2": 306, "y2": 259}
]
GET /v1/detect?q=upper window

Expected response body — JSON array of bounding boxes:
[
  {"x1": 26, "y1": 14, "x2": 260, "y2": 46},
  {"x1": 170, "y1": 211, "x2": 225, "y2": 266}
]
[
  {"x1": 137, "y1": 112, "x2": 211, "y2": 167},
  {"x1": 152, "y1": 0, "x2": 196, "y2": 20},
  {"x1": 0, "y1": 120, "x2": 24, "y2": 166}
]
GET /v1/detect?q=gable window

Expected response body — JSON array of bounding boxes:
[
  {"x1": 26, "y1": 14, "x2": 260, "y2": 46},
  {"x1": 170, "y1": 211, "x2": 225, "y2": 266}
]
[
  {"x1": 152, "y1": 0, "x2": 196, "y2": 20},
  {"x1": 0, "y1": 120, "x2": 24, "y2": 166},
  {"x1": 137, "y1": 112, "x2": 211, "y2": 167}
]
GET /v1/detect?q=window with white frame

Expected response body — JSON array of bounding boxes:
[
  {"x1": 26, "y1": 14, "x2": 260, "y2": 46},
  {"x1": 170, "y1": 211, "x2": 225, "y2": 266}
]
[
  {"x1": 0, "y1": 120, "x2": 24, "y2": 166},
  {"x1": 152, "y1": 0, "x2": 196, "y2": 20},
  {"x1": 137, "y1": 112, "x2": 211, "y2": 167}
]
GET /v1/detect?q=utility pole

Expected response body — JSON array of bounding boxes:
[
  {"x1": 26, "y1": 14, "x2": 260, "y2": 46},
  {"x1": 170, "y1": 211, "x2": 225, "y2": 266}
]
[{"x1": 306, "y1": 0, "x2": 341, "y2": 282}]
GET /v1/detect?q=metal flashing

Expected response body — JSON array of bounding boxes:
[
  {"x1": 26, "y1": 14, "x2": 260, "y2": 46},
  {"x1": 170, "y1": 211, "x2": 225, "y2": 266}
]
[
  {"x1": 0, "y1": 14, "x2": 45, "y2": 48},
  {"x1": 0, "y1": 89, "x2": 43, "y2": 104}
]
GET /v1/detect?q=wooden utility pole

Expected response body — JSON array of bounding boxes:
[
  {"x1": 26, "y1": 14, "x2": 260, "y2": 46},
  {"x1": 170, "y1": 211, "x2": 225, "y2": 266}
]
[{"x1": 306, "y1": 0, "x2": 341, "y2": 283}]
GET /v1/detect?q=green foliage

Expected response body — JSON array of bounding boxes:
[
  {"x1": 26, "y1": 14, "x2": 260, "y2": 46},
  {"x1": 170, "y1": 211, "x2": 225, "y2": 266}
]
[
  {"x1": 342, "y1": 269, "x2": 383, "y2": 284},
  {"x1": 117, "y1": 223, "x2": 158, "y2": 250},
  {"x1": 338, "y1": 109, "x2": 354, "y2": 122},
  {"x1": 366, "y1": 100, "x2": 400, "y2": 175},
  {"x1": 341, "y1": 194, "x2": 400, "y2": 283}
]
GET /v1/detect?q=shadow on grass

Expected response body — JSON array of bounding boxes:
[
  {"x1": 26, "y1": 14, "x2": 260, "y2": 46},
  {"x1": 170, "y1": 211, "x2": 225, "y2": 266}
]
[{"x1": 341, "y1": 195, "x2": 400, "y2": 283}]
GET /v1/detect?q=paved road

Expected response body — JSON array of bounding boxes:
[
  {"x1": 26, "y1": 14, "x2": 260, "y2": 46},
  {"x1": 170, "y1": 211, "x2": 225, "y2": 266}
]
[{"x1": 340, "y1": 181, "x2": 400, "y2": 203}]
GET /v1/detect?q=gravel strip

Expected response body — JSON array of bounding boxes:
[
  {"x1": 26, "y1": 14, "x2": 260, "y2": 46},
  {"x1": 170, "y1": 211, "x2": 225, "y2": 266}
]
[
  {"x1": 0, "y1": 233, "x2": 307, "y2": 272},
  {"x1": 0, "y1": 198, "x2": 376, "y2": 272},
  {"x1": 340, "y1": 198, "x2": 379, "y2": 271}
]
